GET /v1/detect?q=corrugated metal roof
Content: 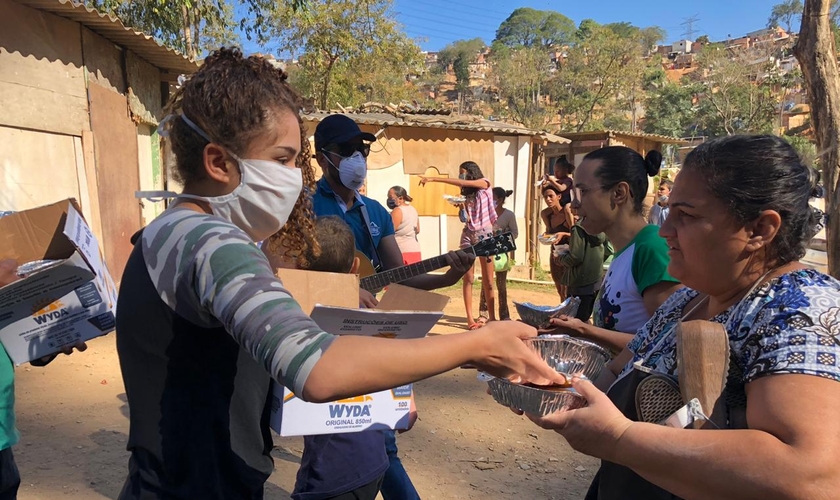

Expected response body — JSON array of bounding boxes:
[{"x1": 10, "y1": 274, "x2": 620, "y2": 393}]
[
  {"x1": 303, "y1": 111, "x2": 541, "y2": 136},
  {"x1": 13, "y1": 0, "x2": 198, "y2": 76},
  {"x1": 557, "y1": 129, "x2": 688, "y2": 145},
  {"x1": 536, "y1": 132, "x2": 571, "y2": 144}
]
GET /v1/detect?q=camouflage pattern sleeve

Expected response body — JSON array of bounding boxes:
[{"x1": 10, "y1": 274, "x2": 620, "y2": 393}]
[{"x1": 142, "y1": 209, "x2": 335, "y2": 395}]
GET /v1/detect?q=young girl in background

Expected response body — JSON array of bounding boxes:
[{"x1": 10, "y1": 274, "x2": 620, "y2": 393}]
[
  {"x1": 420, "y1": 162, "x2": 497, "y2": 329},
  {"x1": 479, "y1": 187, "x2": 518, "y2": 321}
]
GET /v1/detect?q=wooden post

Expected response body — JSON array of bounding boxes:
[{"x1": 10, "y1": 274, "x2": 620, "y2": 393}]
[
  {"x1": 795, "y1": 0, "x2": 840, "y2": 278},
  {"x1": 80, "y1": 130, "x2": 105, "y2": 249}
]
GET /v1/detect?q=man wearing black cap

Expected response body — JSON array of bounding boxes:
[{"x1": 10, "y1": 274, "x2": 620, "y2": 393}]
[
  {"x1": 303, "y1": 115, "x2": 473, "y2": 500},
  {"x1": 312, "y1": 114, "x2": 474, "y2": 302}
]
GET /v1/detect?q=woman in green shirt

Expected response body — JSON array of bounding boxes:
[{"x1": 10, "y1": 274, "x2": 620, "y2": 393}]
[{"x1": 547, "y1": 147, "x2": 682, "y2": 353}]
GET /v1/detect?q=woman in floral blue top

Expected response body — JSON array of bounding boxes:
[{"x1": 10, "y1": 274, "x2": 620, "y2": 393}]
[{"x1": 524, "y1": 135, "x2": 840, "y2": 499}]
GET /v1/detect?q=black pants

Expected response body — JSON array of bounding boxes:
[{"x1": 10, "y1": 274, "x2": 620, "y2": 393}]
[
  {"x1": 325, "y1": 475, "x2": 384, "y2": 500},
  {"x1": 0, "y1": 448, "x2": 20, "y2": 500},
  {"x1": 574, "y1": 294, "x2": 596, "y2": 322}
]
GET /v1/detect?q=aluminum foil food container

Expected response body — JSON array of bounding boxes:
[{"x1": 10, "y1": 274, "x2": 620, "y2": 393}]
[
  {"x1": 16, "y1": 259, "x2": 61, "y2": 277},
  {"x1": 525, "y1": 335, "x2": 610, "y2": 381},
  {"x1": 443, "y1": 194, "x2": 466, "y2": 205},
  {"x1": 514, "y1": 297, "x2": 580, "y2": 328},
  {"x1": 486, "y1": 378, "x2": 587, "y2": 416},
  {"x1": 537, "y1": 233, "x2": 559, "y2": 245},
  {"x1": 484, "y1": 336, "x2": 608, "y2": 415}
]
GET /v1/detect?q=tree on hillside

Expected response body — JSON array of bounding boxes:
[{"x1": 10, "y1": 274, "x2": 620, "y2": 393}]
[
  {"x1": 552, "y1": 22, "x2": 660, "y2": 132},
  {"x1": 494, "y1": 8, "x2": 576, "y2": 48},
  {"x1": 575, "y1": 19, "x2": 601, "y2": 42},
  {"x1": 604, "y1": 22, "x2": 638, "y2": 39},
  {"x1": 87, "y1": 0, "x2": 304, "y2": 60},
  {"x1": 274, "y1": 0, "x2": 422, "y2": 110},
  {"x1": 643, "y1": 80, "x2": 701, "y2": 137},
  {"x1": 438, "y1": 38, "x2": 486, "y2": 97},
  {"x1": 491, "y1": 45, "x2": 553, "y2": 128},
  {"x1": 690, "y1": 45, "x2": 778, "y2": 136},
  {"x1": 796, "y1": 0, "x2": 840, "y2": 277},
  {"x1": 768, "y1": 0, "x2": 804, "y2": 33},
  {"x1": 695, "y1": 35, "x2": 711, "y2": 45}
]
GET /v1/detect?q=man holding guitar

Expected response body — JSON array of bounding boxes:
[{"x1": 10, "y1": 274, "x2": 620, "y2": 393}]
[
  {"x1": 311, "y1": 114, "x2": 476, "y2": 308},
  {"x1": 310, "y1": 114, "x2": 484, "y2": 500}
]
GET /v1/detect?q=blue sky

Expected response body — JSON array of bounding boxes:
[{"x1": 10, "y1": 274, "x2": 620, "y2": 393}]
[{"x1": 241, "y1": 0, "x2": 781, "y2": 55}]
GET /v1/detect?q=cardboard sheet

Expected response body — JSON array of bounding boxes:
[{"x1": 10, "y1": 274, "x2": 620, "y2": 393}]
[
  {"x1": 0, "y1": 200, "x2": 117, "y2": 364},
  {"x1": 269, "y1": 269, "x2": 448, "y2": 436}
]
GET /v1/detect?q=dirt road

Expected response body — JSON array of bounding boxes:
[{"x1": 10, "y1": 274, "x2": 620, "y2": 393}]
[{"x1": 12, "y1": 283, "x2": 597, "y2": 499}]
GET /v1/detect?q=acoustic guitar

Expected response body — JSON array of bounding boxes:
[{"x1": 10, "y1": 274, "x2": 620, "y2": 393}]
[{"x1": 356, "y1": 232, "x2": 517, "y2": 293}]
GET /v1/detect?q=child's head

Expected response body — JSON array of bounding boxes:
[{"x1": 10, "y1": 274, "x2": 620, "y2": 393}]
[
  {"x1": 492, "y1": 187, "x2": 513, "y2": 207},
  {"x1": 553, "y1": 155, "x2": 575, "y2": 178},
  {"x1": 301, "y1": 216, "x2": 359, "y2": 274}
]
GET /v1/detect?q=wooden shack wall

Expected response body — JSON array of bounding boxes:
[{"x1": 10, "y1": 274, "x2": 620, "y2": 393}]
[{"x1": 0, "y1": 0, "x2": 167, "y2": 280}]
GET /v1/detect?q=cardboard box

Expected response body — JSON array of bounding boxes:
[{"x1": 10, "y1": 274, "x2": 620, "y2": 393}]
[
  {"x1": 269, "y1": 270, "x2": 449, "y2": 436},
  {"x1": 0, "y1": 200, "x2": 117, "y2": 365}
]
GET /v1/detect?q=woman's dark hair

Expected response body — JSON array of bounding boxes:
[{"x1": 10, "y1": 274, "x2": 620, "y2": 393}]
[
  {"x1": 554, "y1": 155, "x2": 576, "y2": 176},
  {"x1": 542, "y1": 184, "x2": 561, "y2": 197},
  {"x1": 161, "y1": 47, "x2": 317, "y2": 266},
  {"x1": 459, "y1": 161, "x2": 485, "y2": 196},
  {"x1": 390, "y1": 185, "x2": 413, "y2": 203},
  {"x1": 492, "y1": 187, "x2": 514, "y2": 201},
  {"x1": 584, "y1": 146, "x2": 662, "y2": 214},
  {"x1": 682, "y1": 134, "x2": 822, "y2": 264}
]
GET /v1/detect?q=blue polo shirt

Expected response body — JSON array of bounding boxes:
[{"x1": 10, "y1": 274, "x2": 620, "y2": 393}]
[
  {"x1": 312, "y1": 178, "x2": 395, "y2": 265},
  {"x1": 295, "y1": 178, "x2": 392, "y2": 499}
]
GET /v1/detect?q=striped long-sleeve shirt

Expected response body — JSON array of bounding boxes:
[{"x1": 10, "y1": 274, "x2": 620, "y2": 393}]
[{"x1": 115, "y1": 208, "x2": 335, "y2": 499}]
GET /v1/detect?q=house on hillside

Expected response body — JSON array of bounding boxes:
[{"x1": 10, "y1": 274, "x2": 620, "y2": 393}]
[
  {"x1": 469, "y1": 50, "x2": 490, "y2": 79},
  {"x1": 0, "y1": 0, "x2": 198, "y2": 278},
  {"x1": 301, "y1": 111, "x2": 570, "y2": 277},
  {"x1": 672, "y1": 40, "x2": 693, "y2": 54}
]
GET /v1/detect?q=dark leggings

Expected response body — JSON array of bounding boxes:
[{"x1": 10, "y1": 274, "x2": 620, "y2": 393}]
[
  {"x1": 0, "y1": 448, "x2": 20, "y2": 500},
  {"x1": 326, "y1": 475, "x2": 384, "y2": 500},
  {"x1": 479, "y1": 271, "x2": 510, "y2": 320},
  {"x1": 573, "y1": 294, "x2": 596, "y2": 322}
]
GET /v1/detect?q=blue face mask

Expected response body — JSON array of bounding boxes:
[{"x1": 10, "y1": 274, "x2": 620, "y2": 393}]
[
  {"x1": 459, "y1": 174, "x2": 467, "y2": 180},
  {"x1": 386, "y1": 198, "x2": 397, "y2": 210}
]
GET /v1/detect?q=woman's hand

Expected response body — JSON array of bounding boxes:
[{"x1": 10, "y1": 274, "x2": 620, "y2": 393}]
[
  {"x1": 542, "y1": 314, "x2": 587, "y2": 337},
  {"x1": 418, "y1": 176, "x2": 434, "y2": 187},
  {"x1": 470, "y1": 321, "x2": 567, "y2": 387},
  {"x1": 32, "y1": 341, "x2": 88, "y2": 367},
  {"x1": 0, "y1": 259, "x2": 19, "y2": 287},
  {"x1": 525, "y1": 377, "x2": 633, "y2": 461}
]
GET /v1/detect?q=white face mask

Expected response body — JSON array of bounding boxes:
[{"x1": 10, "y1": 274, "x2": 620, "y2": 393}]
[
  {"x1": 326, "y1": 151, "x2": 367, "y2": 191},
  {"x1": 180, "y1": 154, "x2": 303, "y2": 242},
  {"x1": 170, "y1": 113, "x2": 304, "y2": 242}
]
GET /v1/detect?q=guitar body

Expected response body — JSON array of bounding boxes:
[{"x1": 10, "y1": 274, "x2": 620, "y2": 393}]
[
  {"x1": 355, "y1": 250, "x2": 378, "y2": 279},
  {"x1": 355, "y1": 232, "x2": 516, "y2": 292}
]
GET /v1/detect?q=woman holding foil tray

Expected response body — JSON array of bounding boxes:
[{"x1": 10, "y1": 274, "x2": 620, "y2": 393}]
[{"x1": 523, "y1": 135, "x2": 840, "y2": 499}]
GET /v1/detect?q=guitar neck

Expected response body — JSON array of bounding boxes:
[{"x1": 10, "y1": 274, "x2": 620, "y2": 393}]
[{"x1": 359, "y1": 247, "x2": 479, "y2": 292}]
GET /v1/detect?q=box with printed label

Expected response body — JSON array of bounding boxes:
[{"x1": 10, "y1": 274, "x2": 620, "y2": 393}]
[
  {"x1": 0, "y1": 200, "x2": 118, "y2": 365},
  {"x1": 272, "y1": 383, "x2": 416, "y2": 436},
  {"x1": 269, "y1": 270, "x2": 448, "y2": 436}
]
